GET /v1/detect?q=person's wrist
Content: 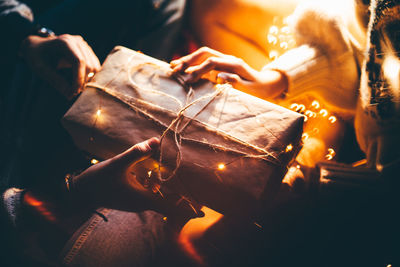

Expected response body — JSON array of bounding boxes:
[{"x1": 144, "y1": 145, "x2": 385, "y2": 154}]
[
  {"x1": 263, "y1": 69, "x2": 289, "y2": 99},
  {"x1": 18, "y1": 26, "x2": 56, "y2": 59}
]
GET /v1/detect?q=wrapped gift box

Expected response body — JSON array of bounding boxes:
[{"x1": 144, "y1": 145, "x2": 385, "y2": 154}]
[{"x1": 62, "y1": 46, "x2": 304, "y2": 214}]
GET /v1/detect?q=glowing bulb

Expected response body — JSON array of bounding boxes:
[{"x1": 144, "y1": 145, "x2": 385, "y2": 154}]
[
  {"x1": 290, "y1": 103, "x2": 299, "y2": 110},
  {"x1": 91, "y1": 158, "x2": 99, "y2": 164},
  {"x1": 297, "y1": 104, "x2": 306, "y2": 113},
  {"x1": 280, "y1": 26, "x2": 290, "y2": 34},
  {"x1": 87, "y1": 72, "x2": 95, "y2": 78},
  {"x1": 217, "y1": 163, "x2": 226, "y2": 171},
  {"x1": 267, "y1": 34, "x2": 278, "y2": 45},
  {"x1": 96, "y1": 109, "x2": 102, "y2": 117},
  {"x1": 328, "y1": 116, "x2": 337, "y2": 123},
  {"x1": 269, "y1": 50, "x2": 279, "y2": 60},
  {"x1": 296, "y1": 164, "x2": 301, "y2": 169},
  {"x1": 305, "y1": 110, "x2": 316, "y2": 118},
  {"x1": 147, "y1": 170, "x2": 152, "y2": 177},
  {"x1": 285, "y1": 144, "x2": 293, "y2": 152},
  {"x1": 325, "y1": 148, "x2": 336, "y2": 160},
  {"x1": 302, "y1": 133, "x2": 309, "y2": 141},
  {"x1": 325, "y1": 154, "x2": 333, "y2": 160},
  {"x1": 319, "y1": 109, "x2": 328, "y2": 117},
  {"x1": 280, "y1": 42, "x2": 288, "y2": 50},
  {"x1": 269, "y1": 26, "x2": 279, "y2": 35},
  {"x1": 311, "y1": 100, "x2": 320, "y2": 109},
  {"x1": 163, "y1": 217, "x2": 168, "y2": 222}
]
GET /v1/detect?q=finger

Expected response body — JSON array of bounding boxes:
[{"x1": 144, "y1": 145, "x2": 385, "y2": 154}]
[
  {"x1": 184, "y1": 56, "x2": 253, "y2": 83},
  {"x1": 217, "y1": 72, "x2": 243, "y2": 87},
  {"x1": 170, "y1": 47, "x2": 224, "y2": 73},
  {"x1": 79, "y1": 38, "x2": 101, "y2": 74},
  {"x1": 58, "y1": 35, "x2": 86, "y2": 98},
  {"x1": 116, "y1": 137, "x2": 160, "y2": 166},
  {"x1": 36, "y1": 61, "x2": 71, "y2": 97}
]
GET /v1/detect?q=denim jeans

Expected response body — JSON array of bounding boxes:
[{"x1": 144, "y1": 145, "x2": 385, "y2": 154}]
[{"x1": 60, "y1": 209, "x2": 168, "y2": 267}]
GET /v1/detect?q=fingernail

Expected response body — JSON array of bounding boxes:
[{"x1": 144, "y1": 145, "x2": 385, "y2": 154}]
[{"x1": 171, "y1": 64, "x2": 182, "y2": 73}]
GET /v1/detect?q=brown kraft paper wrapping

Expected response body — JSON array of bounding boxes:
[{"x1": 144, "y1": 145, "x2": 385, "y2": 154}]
[{"x1": 62, "y1": 46, "x2": 304, "y2": 215}]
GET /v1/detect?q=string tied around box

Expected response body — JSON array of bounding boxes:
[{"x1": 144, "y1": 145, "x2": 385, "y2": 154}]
[{"x1": 85, "y1": 54, "x2": 286, "y2": 186}]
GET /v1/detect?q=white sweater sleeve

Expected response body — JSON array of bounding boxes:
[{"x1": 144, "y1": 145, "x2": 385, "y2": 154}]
[{"x1": 264, "y1": 4, "x2": 360, "y2": 113}]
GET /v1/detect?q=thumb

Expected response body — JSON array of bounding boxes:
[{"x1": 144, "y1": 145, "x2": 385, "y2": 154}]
[
  {"x1": 116, "y1": 137, "x2": 160, "y2": 166},
  {"x1": 217, "y1": 72, "x2": 243, "y2": 87}
]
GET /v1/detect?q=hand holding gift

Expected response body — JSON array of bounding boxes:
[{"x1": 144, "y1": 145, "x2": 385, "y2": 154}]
[
  {"x1": 72, "y1": 137, "x2": 201, "y2": 220},
  {"x1": 170, "y1": 46, "x2": 288, "y2": 99},
  {"x1": 20, "y1": 34, "x2": 101, "y2": 99}
]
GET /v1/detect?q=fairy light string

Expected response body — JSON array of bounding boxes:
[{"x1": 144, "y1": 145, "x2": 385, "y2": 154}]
[
  {"x1": 269, "y1": 17, "x2": 339, "y2": 162},
  {"x1": 85, "y1": 56, "x2": 296, "y2": 190}
]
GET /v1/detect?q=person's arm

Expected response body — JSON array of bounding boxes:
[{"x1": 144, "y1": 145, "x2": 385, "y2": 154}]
[
  {"x1": 2, "y1": 138, "x2": 200, "y2": 234},
  {"x1": 170, "y1": 46, "x2": 288, "y2": 100}
]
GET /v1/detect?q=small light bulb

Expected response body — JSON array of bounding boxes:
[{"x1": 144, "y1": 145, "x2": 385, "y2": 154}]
[
  {"x1": 297, "y1": 104, "x2": 306, "y2": 113},
  {"x1": 217, "y1": 163, "x2": 226, "y2": 171},
  {"x1": 267, "y1": 34, "x2": 278, "y2": 45},
  {"x1": 325, "y1": 154, "x2": 334, "y2": 160},
  {"x1": 328, "y1": 116, "x2": 337, "y2": 123},
  {"x1": 96, "y1": 109, "x2": 102, "y2": 117},
  {"x1": 311, "y1": 100, "x2": 320, "y2": 109},
  {"x1": 87, "y1": 72, "x2": 95, "y2": 78},
  {"x1": 290, "y1": 103, "x2": 299, "y2": 110},
  {"x1": 280, "y1": 41, "x2": 288, "y2": 50},
  {"x1": 280, "y1": 26, "x2": 290, "y2": 34},
  {"x1": 285, "y1": 144, "x2": 293, "y2": 152},
  {"x1": 269, "y1": 50, "x2": 279, "y2": 60},
  {"x1": 91, "y1": 158, "x2": 99, "y2": 164},
  {"x1": 269, "y1": 26, "x2": 279, "y2": 35},
  {"x1": 319, "y1": 109, "x2": 328, "y2": 117}
]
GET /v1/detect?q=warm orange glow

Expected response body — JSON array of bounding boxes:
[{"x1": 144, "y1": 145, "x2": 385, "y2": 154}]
[
  {"x1": 285, "y1": 144, "x2": 293, "y2": 152},
  {"x1": 91, "y1": 158, "x2": 99, "y2": 164},
  {"x1": 96, "y1": 109, "x2": 102, "y2": 117},
  {"x1": 325, "y1": 148, "x2": 336, "y2": 160},
  {"x1": 217, "y1": 163, "x2": 226, "y2": 171},
  {"x1": 311, "y1": 100, "x2": 320, "y2": 109},
  {"x1": 23, "y1": 192, "x2": 57, "y2": 223},
  {"x1": 352, "y1": 159, "x2": 367, "y2": 167},
  {"x1": 269, "y1": 50, "x2": 279, "y2": 60},
  {"x1": 269, "y1": 25, "x2": 279, "y2": 35},
  {"x1": 328, "y1": 116, "x2": 337, "y2": 123},
  {"x1": 305, "y1": 110, "x2": 316, "y2": 118},
  {"x1": 319, "y1": 109, "x2": 328, "y2": 117},
  {"x1": 178, "y1": 207, "x2": 223, "y2": 265},
  {"x1": 297, "y1": 104, "x2": 306, "y2": 113}
]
